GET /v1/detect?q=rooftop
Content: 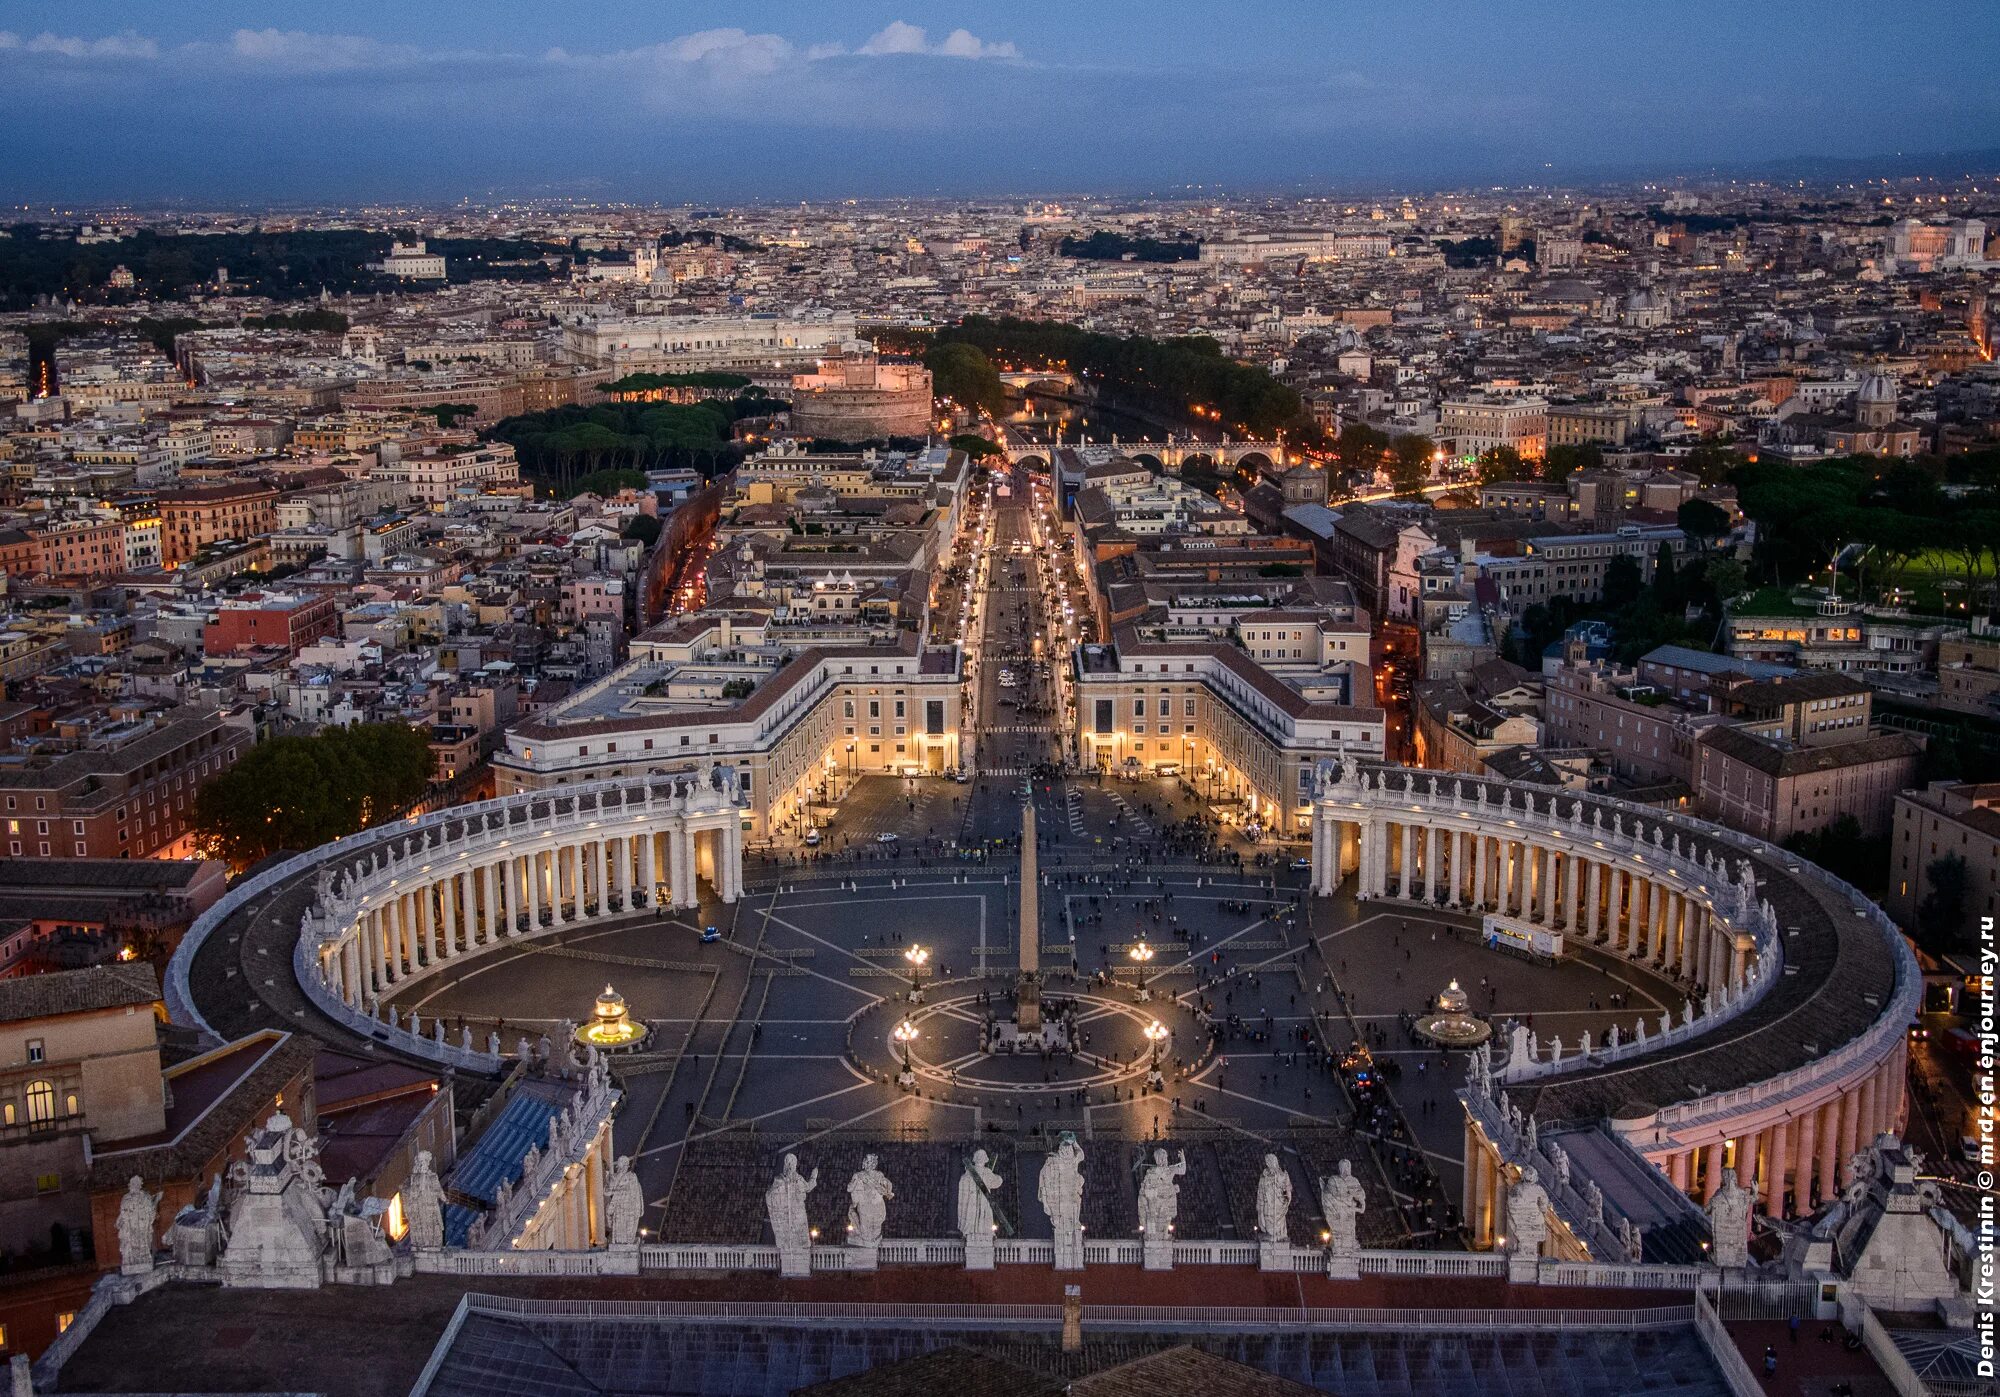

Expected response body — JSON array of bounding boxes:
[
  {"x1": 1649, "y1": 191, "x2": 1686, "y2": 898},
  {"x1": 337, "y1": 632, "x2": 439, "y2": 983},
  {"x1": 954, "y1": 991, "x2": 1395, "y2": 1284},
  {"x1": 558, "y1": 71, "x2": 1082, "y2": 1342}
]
[{"x1": 0, "y1": 960, "x2": 159, "y2": 1024}]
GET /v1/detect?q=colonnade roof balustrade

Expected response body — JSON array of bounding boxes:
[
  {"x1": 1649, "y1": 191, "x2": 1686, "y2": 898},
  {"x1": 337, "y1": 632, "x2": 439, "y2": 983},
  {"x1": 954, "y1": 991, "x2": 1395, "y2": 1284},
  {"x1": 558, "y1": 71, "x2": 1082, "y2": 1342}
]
[
  {"x1": 167, "y1": 771, "x2": 747, "y2": 1065},
  {"x1": 1312, "y1": 761, "x2": 1918, "y2": 1144}
]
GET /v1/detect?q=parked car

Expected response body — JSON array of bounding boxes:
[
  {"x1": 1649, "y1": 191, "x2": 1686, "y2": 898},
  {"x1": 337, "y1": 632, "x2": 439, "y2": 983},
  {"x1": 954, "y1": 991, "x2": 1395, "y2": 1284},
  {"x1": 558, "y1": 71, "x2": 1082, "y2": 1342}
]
[{"x1": 700, "y1": 925, "x2": 721, "y2": 943}]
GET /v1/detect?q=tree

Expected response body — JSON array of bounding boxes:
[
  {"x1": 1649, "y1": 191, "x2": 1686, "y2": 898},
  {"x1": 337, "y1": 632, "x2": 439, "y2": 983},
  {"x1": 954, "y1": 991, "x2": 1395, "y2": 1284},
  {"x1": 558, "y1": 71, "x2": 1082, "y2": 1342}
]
[
  {"x1": 1916, "y1": 854, "x2": 1969, "y2": 953},
  {"x1": 622, "y1": 514, "x2": 663, "y2": 548},
  {"x1": 1543, "y1": 443, "x2": 1601, "y2": 486},
  {"x1": 194, "y1": 722, "x2": 435, "y2": 867},
  {"x1": 949, "y1": 433, "x2": 1001, "y2": 459},
  {"x1": 428, "y1": 402, "x2": 480, "y2": 429},
  {"x1": 1476, "y1": 446, "x2": 1532, "y2": 484},
  {"x1": 1684, "y1": 441, "x2": 1745, "y2": 487},
  {"x1": 1387, "y1": 434, "x2": 1433, "y2": 499},
  {"x1": 1918, "y1": 736, "x2": 1964, "y2": 785},
  {"x1": 1602, "y1": 555, "x2": 1644, "y2": 611},
  {"x1": 1651, "y1": 540, "x2": 1680, "y2": 607},
  {"x1": 1705, "y1": 556, "x2": 1747, "y2": 602},
  {"x1": 923, "y1": 342, "x2": 1005, "y2": 416},
  {"x1": 1333, "y1": 423, "x2": 1390, "y2": 471},
  {"x1": 1677, "y1": 498, "x2": 1732, "y2": 549}
]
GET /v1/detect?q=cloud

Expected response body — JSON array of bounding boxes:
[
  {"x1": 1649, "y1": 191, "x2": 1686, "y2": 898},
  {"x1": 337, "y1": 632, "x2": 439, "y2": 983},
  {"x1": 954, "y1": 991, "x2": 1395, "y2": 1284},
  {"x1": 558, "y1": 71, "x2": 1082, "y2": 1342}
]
[
  {"x1": 0, "y1": 29, "x2": 158, "y2": 59},
  {"x1": 857, "y1": 21, "x2": 1019, "y2": 60},
  {"x1": 0, "y1": 21, "x2": 1023, "y2": 82},
  {"x1": 227, "y1": 29, "x2": 426, "y2": 72}
]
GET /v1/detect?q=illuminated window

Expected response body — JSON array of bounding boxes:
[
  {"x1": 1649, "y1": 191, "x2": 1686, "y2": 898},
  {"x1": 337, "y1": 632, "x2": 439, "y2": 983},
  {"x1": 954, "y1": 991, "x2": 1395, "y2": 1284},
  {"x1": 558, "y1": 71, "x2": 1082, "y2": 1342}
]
[{"x1": 24, "y1": 1081, "x2": 54, "y2": 1125}]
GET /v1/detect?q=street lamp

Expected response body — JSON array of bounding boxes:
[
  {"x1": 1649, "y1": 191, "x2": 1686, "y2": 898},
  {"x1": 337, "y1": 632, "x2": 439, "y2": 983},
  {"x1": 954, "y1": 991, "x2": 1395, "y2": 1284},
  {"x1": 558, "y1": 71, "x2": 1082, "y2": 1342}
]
[
  {"x1": 1142, "y1": 1019, "x2": 1168, "y2": 1092},
  {"x1": 905, "y1": 943, "x2": 930, "y2": 1003},
  {"x1": 893, "y1": 1018, "x2": 919, "y2": 1089},
  {"x1": 1129, "y1": 940, "x2": 1156, "y2": 1002}
]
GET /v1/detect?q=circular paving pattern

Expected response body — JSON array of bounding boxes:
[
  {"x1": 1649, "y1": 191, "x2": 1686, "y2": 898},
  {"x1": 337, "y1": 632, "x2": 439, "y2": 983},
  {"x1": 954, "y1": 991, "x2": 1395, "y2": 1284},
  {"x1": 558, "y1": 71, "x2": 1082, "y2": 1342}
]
[{"x1": 854, "y1": 990, "x2": 1206, "y2": 1096}]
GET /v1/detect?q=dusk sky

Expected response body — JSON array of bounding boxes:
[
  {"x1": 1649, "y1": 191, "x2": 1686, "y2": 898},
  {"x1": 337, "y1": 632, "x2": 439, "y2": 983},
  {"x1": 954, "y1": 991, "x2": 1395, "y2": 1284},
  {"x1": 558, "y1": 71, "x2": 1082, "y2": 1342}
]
[{"x1": 5, "y1": 1, "x2": 1999, "y2": 205}]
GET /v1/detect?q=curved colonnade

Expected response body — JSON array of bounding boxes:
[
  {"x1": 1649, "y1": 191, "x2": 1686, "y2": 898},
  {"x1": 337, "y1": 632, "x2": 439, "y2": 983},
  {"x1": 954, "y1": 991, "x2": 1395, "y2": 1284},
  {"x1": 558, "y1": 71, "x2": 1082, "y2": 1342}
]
[
  {"x1": 1307, "y1": 761, "x2": 1920, "y2": 1226},
  {"x1": 167, "y1": 758, "x2": 1917, "y2": 1244},
  {"x1": 168, "y1": 775, "x2": 749, "y2": 1073}
]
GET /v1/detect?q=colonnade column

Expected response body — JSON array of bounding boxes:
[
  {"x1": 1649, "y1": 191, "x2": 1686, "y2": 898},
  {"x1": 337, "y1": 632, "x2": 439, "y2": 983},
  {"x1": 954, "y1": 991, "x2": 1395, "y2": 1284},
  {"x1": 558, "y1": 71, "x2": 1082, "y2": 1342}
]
[
  {"x1": 1426, "y1": 826, "x2": 1442, "y2": 902},
  {"x1": 1761, "y1": 1119, "x2": 1789, "y2": 1215},
  {"x1": 1815, "y1": 1098, "x2": 1840, "y2": 1204},
  {"x1": 1701, "y1": 1141, "x2": 1725, "y2": 1202},
  {"x1": 441, "y1": 874, "x2": 460, "y2": 958},
  {"x1": 1474, "y1": 834, "x2": 1490, "y2": 912},
  {"x1": 1399, "y1": 823, "x2": 1415, "y2": 897}
]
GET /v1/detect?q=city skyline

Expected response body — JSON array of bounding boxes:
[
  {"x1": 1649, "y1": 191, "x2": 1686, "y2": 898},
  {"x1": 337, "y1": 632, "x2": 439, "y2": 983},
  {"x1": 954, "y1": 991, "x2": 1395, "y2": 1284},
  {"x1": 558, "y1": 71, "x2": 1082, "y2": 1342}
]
[{"x1": 5, "y1": 1, "x2": 2000, "y2": 202}]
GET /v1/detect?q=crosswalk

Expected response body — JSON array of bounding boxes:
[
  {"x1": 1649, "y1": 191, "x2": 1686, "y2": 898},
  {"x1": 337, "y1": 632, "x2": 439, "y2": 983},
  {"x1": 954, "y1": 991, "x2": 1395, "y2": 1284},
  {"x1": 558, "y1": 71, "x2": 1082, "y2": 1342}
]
[
  {"x1": 1105, "y1": 791, "x2": 1155, "y2": 839},
  {"x1": 1065, "y1": 789, "x2": 1087, "y2": 839},
  {"x1": 979, "y1": 724, "x2": 1059, "y2": 734}
]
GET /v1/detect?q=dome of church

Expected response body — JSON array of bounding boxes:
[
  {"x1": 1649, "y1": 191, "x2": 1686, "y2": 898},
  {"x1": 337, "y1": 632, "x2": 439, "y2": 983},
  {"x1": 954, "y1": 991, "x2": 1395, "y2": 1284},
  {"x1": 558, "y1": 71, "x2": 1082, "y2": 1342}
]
[{"x1": 1857, "y1": 371, "x2": 1897, "y2": 405}]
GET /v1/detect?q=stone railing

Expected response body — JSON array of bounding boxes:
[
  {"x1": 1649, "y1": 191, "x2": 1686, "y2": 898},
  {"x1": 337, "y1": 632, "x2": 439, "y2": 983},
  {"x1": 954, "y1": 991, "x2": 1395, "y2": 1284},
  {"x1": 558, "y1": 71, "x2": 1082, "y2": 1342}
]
[
  {"x1": 1494, "y1": 964, "x2": 1770, "y2": 1083},
  {"x1": 390, "y1": 1237, "x2": 1711, "y2": 1282},
  {"x1": 1641, "y1": 923, "x2": 1919, "y2": 1137},
  {"x1": 1693, "y1": 1285, "x2": 1764, "y2": 1397}
]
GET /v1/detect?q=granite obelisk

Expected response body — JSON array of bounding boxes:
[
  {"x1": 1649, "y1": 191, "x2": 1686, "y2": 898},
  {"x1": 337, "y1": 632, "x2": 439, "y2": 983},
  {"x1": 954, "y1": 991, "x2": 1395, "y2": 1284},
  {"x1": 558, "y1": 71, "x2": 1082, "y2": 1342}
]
[{"x1": 1017, "y1": 801, "x2": 1041, "y2": 1033}]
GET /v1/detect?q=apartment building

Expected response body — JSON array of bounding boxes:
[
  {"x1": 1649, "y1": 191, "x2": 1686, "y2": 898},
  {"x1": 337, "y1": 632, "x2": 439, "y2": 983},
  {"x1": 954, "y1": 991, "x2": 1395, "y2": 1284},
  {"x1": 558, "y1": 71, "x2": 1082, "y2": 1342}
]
[
  {"x1": 1693, "y1": 726, "x2": 1921, "y2": 842},
  {"x1": 0, "y1": 710, "x2": 256, "y2": 860},
  {"x1": 155, "y1": 482, "x2": 279, "y2": 567},
  {"x1": 1439, "y1": 397, "x2": 1548, "y2": 460},
  {"x1": 201, "y1": 591, "x2": 342, "y2": 658},
  {"x1": 1886, "y1": 780, "x2": 2000, "y2": 929}
]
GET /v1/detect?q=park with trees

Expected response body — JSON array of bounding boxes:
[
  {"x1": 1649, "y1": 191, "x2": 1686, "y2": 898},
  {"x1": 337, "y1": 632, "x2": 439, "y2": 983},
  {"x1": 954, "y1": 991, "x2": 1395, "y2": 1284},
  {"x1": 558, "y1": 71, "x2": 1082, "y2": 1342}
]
[{"x1": 484, "y1": 394, "x2": 781, "y2": 494}]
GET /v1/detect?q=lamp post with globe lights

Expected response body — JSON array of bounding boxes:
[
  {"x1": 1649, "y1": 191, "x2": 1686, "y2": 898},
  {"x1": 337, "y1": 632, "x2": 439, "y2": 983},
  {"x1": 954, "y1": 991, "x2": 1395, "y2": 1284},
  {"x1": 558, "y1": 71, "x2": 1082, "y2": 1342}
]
[
  {"x1": 1143, "y1": 1019, "x2": 1168, "y2": 1092},
  {"x1": 892, "y1": 1018, "x2": 919, "y2": 1090},
  {"x1": 1129, "y1": 940, "x2": 1156, "y2": 1002},
  {"x1": 904, "y1": 944, "x2": 930, "y2": 1003}
]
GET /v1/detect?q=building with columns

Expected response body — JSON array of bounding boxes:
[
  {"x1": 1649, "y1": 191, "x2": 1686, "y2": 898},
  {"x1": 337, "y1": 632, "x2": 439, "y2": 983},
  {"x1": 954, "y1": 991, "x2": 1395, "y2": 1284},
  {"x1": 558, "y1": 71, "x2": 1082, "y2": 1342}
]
[
  {"x1": 300, "y1": 776, "x2": 748, "y2": 1038},
  {"x1": 1305, "y1": 759, "x2": 1916, "y2": 1237},
  {"x1": 493, "y1": 621, "x2": 963, "y2": 841},
  {"x1": 1075, "y1": 625, "x2": 1384, "y2": 833}
]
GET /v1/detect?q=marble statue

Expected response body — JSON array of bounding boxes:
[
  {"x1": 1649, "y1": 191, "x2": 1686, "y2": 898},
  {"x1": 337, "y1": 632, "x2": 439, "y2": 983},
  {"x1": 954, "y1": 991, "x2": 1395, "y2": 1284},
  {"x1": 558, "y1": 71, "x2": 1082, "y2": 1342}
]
[
  {"x1": 403, "y1": 1149, "x2": 446, "y2": 1251},
  {"x1": 845, "y1": 1154, "x2": 894, "y2": 1252},
  {"x1": 958, "y1": 1149, "x2": 1004, "y2": 1268},
  {"x1": 1255, "y1": 1154, "x2": 1292, "y2": 1246},
  {"x1": 1620, "y1": 1216, "x2": 1645, "y2": 1263},
  {"x1": 766, "y1": 1153, "x2": 817, "y2": 1275},
  {"x1": 117, "y1": 1176, "x2": 159, "y2": 1275},
  {"x1": 1319, "y1": 1160, "x2": 1367, "y2": 1278},
  {"x1": 1037, "y1": 1133, "x2": 1086, "y2": 1270},
  {"x1": 1505, "y1": 1166, "x2": 1551, "y2": 1273},
  {"x1": 1137, "y1": 1148, "x2": 1186, "y2": 1269},
  {"x1": 606, "y1": 1155, "x2": 645, "y2": 1247},
  {"x1": 1706, "y1": 1166, "x2": 1752, "y2": 1268}
]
